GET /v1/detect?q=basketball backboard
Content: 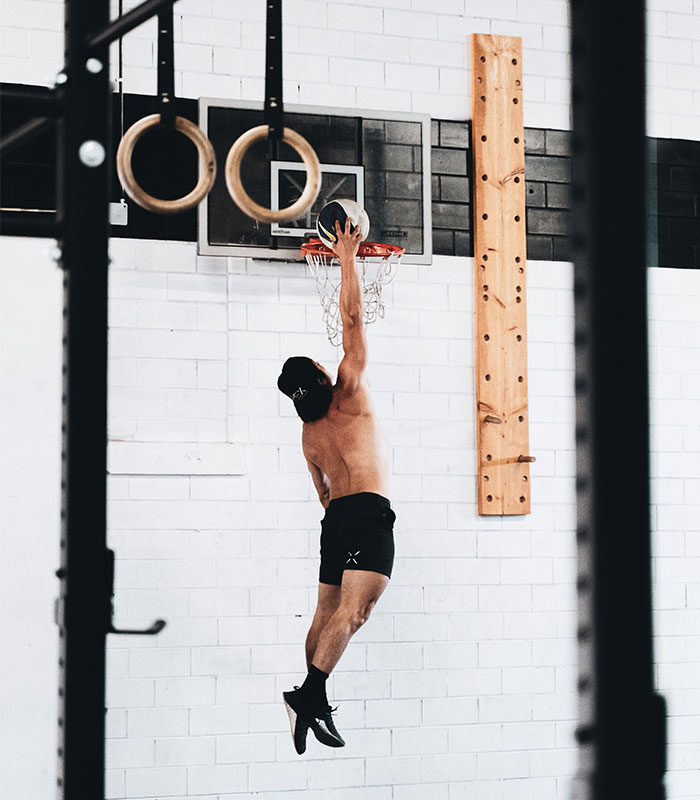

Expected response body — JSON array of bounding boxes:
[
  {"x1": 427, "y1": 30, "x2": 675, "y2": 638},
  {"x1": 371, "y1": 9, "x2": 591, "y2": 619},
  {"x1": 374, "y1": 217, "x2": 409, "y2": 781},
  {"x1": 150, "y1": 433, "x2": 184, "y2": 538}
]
[{"x1": 198, "y1": 99, "x2": 432, "y2": 264}]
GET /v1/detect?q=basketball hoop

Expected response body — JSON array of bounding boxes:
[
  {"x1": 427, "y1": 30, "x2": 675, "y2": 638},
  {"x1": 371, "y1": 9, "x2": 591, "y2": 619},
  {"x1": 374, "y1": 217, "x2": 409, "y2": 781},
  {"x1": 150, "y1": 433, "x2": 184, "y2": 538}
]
[{"x1": 301, "y1": 238, "x2": 404, "y2": 347}]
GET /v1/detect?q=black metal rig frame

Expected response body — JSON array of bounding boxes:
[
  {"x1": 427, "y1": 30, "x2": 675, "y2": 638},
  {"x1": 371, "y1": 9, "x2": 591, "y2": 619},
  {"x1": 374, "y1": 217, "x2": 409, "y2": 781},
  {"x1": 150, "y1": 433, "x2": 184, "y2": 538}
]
[
  {"x1": 570, "y1": 1, "x2": 667, "y2": 798},
  {"x1": 1, "y1": 0, "x2": 670, "y2": 797},
  {"x1": 0, "y1": 1, "x2": 174, "y2": 798}
]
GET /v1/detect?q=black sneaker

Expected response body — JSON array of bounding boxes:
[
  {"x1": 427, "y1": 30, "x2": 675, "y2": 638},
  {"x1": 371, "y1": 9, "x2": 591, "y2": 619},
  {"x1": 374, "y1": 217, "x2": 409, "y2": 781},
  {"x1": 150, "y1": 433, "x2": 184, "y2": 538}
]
[
  {"x1": 282, "y1": 686, "x2": 311, "y2": 755},
  {"x1": 309, "y1": 704, "x2": 345, "y2": 748}
]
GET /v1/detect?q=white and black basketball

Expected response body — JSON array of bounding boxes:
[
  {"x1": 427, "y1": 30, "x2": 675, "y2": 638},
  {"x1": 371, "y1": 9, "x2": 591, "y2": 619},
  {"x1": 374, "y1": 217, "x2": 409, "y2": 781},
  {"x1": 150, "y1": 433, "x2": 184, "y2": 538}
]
[{"x1": 316, "y1": 199, "x2": 370, "y2": 249}]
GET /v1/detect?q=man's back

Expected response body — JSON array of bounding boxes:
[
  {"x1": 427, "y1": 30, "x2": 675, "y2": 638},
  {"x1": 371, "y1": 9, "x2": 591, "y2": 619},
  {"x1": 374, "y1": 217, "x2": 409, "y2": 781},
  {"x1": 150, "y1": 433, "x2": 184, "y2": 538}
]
[{"x1": 302, "y1": 379, "x2": 390, "y2": 500}]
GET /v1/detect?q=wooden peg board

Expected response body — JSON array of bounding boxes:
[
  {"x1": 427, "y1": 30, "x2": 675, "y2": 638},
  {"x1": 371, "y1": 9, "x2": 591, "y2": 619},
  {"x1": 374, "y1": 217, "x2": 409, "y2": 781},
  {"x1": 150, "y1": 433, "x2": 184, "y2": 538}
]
[{"x1": 471, "y1": 33, "x2": 532, "y2": 516}]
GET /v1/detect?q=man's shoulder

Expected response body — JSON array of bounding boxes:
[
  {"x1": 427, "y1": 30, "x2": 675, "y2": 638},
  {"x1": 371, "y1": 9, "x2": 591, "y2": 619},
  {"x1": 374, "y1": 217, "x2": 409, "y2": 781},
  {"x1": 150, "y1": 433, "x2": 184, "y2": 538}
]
[{"x1": 329, "y1": 383, "x2": 375, "y2": 419}]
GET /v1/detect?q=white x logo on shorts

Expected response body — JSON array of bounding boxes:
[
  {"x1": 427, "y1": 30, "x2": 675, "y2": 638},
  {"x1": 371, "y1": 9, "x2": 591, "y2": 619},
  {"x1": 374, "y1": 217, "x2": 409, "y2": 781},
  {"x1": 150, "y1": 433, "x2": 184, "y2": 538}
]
[{"x1": 346, "y1": 551, "x2": 360, "y2": 565}]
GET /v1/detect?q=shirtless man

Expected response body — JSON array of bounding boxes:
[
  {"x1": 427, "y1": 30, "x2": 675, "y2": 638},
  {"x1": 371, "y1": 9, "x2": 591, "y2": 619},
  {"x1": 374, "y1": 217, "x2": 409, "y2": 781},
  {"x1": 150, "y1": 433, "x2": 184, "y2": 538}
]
[{"x1": 277, "y1": 219, "x2": 396, "y2": 755}]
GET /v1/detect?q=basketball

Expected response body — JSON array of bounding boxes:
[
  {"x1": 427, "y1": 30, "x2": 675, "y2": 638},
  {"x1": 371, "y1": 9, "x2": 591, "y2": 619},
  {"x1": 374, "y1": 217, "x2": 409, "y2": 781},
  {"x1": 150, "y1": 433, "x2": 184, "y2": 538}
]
[{"x1": 316, "y1": 199, "x2": 370, "y2": 248}]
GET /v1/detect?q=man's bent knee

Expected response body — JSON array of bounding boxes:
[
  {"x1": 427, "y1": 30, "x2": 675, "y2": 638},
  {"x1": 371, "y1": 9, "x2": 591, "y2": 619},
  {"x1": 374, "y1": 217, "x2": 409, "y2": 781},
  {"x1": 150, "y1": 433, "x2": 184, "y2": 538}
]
[{"x1": 346, "y1": 601, "x2": 376, "y2": 633}]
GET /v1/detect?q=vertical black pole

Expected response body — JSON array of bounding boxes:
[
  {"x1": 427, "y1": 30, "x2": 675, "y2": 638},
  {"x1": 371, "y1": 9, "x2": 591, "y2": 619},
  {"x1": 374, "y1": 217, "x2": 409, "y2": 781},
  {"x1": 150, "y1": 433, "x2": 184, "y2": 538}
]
[
  {"x1": 264, "y1": 0, "x2": 283, "y2": 143},
  {"x1": 56, "y1": 0, "x2": 111, "y2": 798},
  {"x1": 570, "y1": 2, "x2": 667, "y2": 799},
  {"x1": 264, "y1": 0, "x2": 283, "y2": 250},
  {"x1": 157, "y1": 4, "x2": 175, "y2": 128}
]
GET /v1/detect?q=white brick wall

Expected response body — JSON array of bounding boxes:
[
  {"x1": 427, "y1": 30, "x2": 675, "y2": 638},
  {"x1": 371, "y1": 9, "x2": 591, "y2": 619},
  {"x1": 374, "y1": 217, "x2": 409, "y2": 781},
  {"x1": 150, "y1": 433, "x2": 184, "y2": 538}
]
[
  {"x1": 5, "y1": 234, "x2": 699, "y2": 798},
  {"x1": 86, "y1": 236, "x2": 699, "y2": 800}
]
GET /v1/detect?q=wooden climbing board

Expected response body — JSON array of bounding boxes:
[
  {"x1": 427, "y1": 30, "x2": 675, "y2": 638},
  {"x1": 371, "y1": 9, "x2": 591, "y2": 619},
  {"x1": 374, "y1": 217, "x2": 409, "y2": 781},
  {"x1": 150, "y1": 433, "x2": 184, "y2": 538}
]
[{"x1": 471, "y1": 33, "x2": 532, "y2": 516}]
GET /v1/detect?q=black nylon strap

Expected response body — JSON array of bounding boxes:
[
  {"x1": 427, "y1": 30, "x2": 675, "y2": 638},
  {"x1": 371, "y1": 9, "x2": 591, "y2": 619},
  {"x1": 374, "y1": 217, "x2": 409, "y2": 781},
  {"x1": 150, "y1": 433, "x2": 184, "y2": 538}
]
[
  {"x1": 264, "y1": 0, "x2": 283, "y2": 142},
  {"x1": 157, "y1": 4, "x2": 175, "y2": 128}
]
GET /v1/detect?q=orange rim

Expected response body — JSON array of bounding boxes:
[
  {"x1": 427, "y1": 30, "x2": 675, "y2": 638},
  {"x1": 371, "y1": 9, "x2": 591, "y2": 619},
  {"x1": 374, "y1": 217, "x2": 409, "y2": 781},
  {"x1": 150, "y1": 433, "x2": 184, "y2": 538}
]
[{"x1": 301, "y1": 238, "x2": 404, "y2": 259}]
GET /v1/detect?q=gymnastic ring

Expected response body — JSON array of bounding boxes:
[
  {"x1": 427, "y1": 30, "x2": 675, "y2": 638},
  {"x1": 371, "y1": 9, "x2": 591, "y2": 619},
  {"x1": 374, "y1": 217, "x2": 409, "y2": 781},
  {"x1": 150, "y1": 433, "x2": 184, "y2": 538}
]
[
  {"x1": 115, "y1": 114, "x2": 217, "y2": 214},
  {"x1": 225, "y1": 125, "x2": 321, "y2": 223}
]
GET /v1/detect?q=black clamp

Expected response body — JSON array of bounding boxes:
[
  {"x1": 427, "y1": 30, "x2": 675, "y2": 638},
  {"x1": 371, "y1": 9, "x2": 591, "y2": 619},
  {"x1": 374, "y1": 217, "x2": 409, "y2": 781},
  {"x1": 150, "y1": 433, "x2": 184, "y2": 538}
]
[
  {"x1": 157, "y1": 4, "x2": 176, "y2": 129},
  {"x1": 264, "y1": 0, "x2": 284, "y2": 154}
]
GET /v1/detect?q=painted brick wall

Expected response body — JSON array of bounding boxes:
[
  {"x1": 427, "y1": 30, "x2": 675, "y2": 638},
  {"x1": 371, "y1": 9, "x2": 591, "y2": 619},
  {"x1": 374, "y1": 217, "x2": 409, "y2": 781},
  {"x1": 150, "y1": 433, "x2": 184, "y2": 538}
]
[
  {"x1": 1, "y1": 0, "x2": 700, "y2": 138},
  {"x1": 4, "y1": 233, "x2": 700, "y2": 798},
  {"x1": 96, "y1": 235, "x2": 699, "y2": 800}
]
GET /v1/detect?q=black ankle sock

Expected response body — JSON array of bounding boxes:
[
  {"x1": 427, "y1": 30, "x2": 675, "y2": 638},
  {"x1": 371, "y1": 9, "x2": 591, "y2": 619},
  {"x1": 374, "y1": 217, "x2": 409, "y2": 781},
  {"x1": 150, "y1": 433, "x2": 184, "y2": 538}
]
[{"x1": 299, "y1": 664, "x2": 329, "y2": 709}]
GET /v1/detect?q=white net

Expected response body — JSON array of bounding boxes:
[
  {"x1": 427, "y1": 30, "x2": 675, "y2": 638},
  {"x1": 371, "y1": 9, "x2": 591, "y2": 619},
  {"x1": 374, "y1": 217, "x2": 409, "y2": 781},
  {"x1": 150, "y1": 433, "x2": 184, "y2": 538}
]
[{"x1": 304, "y1": 243, "x2": 402, "y2": 347}]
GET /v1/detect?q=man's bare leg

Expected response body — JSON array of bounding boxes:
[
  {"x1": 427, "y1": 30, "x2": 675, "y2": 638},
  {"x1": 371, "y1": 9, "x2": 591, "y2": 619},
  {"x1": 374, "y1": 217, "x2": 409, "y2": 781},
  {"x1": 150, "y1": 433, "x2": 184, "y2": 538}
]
[
  {"x1": 283, "y1": 571, "x2": 388, "y2": 753},
  {"x1": 305, "y1": 583, "x2": 341, "y2": 669},
  {"x1": 311, "y1": 570, "x2": 389, "y2": 674}
]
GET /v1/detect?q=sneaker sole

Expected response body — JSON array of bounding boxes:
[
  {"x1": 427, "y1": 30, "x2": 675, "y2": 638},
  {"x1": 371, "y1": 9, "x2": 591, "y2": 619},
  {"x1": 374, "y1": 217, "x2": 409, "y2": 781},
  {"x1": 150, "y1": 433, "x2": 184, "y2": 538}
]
[
  {"x1": 283, "y1": 693, "x2": 307, "y2": 755},
  {"x1": 309, "y1": 717, "x2": 345, "y2": 748}
]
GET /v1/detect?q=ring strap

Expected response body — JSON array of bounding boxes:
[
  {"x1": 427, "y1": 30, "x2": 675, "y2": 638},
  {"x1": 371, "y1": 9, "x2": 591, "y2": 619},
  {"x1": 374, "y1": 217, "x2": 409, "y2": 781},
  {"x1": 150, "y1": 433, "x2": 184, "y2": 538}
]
[
  {"x1": 157, "y1": 4, "x2": 175, "y2": 129},
  {"x1": 264, "y1": 0, "x2": 283, "y2": 142}
]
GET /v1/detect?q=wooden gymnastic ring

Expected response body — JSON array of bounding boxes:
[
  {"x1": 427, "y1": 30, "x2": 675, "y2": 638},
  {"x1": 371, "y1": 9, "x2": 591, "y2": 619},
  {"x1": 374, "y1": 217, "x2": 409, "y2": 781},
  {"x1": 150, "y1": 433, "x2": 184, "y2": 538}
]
[
  {"x1": 225, "y1": 125, "x2": 321, "y2": 223},
  {"x1": 115, "y1": 114, "x2": 217, "y2": 214}
]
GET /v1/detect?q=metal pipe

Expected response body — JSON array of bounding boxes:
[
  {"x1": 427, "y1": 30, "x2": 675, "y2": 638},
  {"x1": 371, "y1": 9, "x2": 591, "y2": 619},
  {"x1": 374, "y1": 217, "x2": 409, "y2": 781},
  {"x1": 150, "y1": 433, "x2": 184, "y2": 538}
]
[
  {"x1": 0, "y1": 86, "x2": 63, "y2": 114},
  {"x1": 58, "y1": 0, "x2": 111, "y2": 797},
  {"x1": 0, "y1": 116, "x2": 55, "y2": 157},
  {"x1": 86, "y1": 0, "x2": 179, "y2": 50},
  {"x1": 0, "y1": 213, "x2": 62, "y2": 238}
]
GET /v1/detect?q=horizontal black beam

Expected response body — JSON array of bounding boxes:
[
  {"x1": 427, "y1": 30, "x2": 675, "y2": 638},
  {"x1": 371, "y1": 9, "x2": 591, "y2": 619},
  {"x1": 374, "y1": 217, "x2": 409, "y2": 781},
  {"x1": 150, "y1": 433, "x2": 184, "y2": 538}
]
[
  {"x1": 0, "y1": 115, "x2": 55, "y2": 157},
  {"x1": 0, "y1": 86, "x2": 64, "y2": 114},
  {"x1": 0, "y1": 212, "x2": 62, "y2": 238},
  {"x1": 86, "y1": 0, "x2": 179, "y2": 50}
]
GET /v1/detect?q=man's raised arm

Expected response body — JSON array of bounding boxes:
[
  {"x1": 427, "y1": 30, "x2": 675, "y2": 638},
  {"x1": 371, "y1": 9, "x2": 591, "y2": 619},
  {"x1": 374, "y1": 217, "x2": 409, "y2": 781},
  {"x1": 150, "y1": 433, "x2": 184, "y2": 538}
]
[{"x1": 332, "y1": 218, "x2": 367, "y2": 390}]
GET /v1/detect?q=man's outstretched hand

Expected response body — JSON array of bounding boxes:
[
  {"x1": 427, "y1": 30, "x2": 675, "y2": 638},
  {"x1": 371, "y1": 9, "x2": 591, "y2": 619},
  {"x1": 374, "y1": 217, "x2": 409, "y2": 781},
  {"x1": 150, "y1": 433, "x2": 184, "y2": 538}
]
[{"x1": 330, "y1": 217, "x2": 363, "y2": 262}]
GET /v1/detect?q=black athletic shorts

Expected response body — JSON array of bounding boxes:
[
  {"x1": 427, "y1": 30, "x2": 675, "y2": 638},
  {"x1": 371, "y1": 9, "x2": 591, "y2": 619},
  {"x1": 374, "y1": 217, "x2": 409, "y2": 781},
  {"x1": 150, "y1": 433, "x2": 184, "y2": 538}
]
[{"x1": 319, "y1": 492, "x2": 396, "y2": 586}]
